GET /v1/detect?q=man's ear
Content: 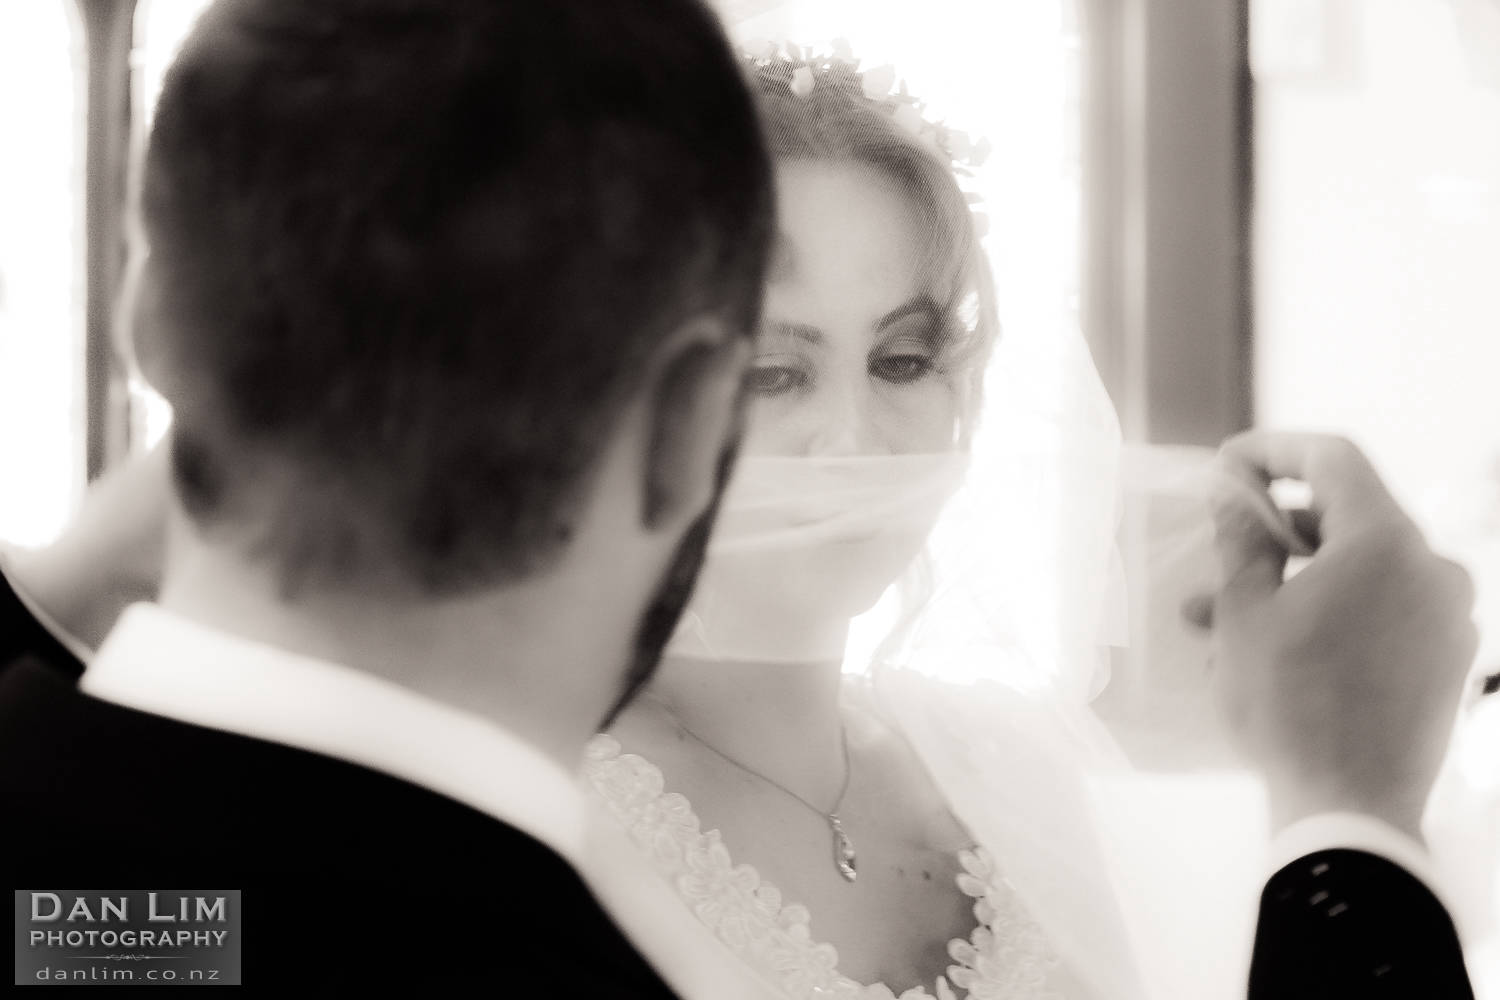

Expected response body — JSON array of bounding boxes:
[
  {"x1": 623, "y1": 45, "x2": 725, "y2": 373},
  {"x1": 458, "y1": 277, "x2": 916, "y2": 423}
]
[
  {"x1": 115, "y1": 209, "x2": 155, "y2": 381},
  {"x1": 119, "y1": 253, "x2": 172, "y2": 396},
  {"x1": 641, "y1": 318, "x2": 750, "y2": 531}
]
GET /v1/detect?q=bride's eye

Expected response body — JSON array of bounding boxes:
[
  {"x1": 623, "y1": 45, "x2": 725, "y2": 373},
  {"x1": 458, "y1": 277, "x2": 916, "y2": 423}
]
[
  {"x1": 869, "y1": 352, "x2": 935, "y2": 385},
  {"x1": 747, "y1": 363, "x2": 810, "y2": 397}
]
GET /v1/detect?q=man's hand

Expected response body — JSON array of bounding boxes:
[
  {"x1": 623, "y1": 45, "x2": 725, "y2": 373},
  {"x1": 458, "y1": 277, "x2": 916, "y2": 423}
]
[{"x1": 1205, "y1": 432, "x2": 1479, "y2": 842}]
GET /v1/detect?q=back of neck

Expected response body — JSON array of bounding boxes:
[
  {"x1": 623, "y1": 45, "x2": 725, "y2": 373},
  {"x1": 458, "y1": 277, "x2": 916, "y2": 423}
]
[{"x1": 154, "y1": 534, "x2": 616, "y2": 770}]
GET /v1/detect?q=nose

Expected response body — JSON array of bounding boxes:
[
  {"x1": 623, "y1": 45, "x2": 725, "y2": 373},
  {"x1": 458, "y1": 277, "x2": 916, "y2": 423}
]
[{"x1": 805, "y1": 381, "x2": 888, "y2": 457}]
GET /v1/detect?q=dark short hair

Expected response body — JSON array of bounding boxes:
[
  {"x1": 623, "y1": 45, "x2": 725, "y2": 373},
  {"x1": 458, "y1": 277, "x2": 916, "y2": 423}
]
[{"x1": 141, "y1": 0, "x2": 773, "y2": 594}]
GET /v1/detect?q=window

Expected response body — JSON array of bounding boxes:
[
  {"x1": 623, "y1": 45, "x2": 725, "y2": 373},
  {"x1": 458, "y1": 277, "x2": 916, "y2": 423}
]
[
  {"x1": 1254, "y1": 10, "x2": 1500, "y2": 967},
  {"x1": 1255, "y1": 0, "x2": 1500, "y2": 603},
  {"x1": 1, "y1": 0, "x2": 1098, "y2": 541},
  {"x1": 0, "y1": 4, "x2": 85, "y2": 546}
]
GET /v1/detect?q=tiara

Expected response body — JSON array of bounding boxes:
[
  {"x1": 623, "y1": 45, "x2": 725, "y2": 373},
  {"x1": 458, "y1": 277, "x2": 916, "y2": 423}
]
[{"x1": 741, "y1": 38, "x2": 993, "y2": 175}]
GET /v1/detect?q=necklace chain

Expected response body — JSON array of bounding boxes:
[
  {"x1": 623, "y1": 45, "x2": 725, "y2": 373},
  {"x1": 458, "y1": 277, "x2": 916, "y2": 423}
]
[{"x1": 648, "y1": 696, "x2": 860, "y2": 882}]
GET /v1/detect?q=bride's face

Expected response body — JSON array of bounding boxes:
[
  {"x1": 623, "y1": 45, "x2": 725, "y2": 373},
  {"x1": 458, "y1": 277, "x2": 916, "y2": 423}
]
[
  {"x1": 666, "y1": 160, "x2": 966, "y2": 648},
  {"x1": 742, "y1": 161, "x2": 960, "y2": 457}
]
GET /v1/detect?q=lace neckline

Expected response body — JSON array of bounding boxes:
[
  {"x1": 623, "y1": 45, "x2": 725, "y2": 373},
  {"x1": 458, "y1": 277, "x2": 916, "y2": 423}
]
[{"x1": 583, "y1": 733, "x2": 1062, "y2": 1000}]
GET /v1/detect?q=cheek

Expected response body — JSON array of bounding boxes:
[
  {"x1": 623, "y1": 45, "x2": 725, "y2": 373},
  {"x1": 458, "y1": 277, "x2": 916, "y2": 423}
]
[
  {"x1": 874, "y1": 384, "x2": 960, "y2": 453},
  {"x1": 739, "y1": 383, "x2": 961, "y2": 456},
  {"x1": 739, "y1": 397, "x2": 810, "y2": 456}
]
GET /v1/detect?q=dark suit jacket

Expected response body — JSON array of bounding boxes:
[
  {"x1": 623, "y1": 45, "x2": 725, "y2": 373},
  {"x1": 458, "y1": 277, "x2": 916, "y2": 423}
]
[
  {"x1": 0, "y1": 563, "x2": 84, "y2": 681},
  {"x1": 0, "y1": 570, "x2": 679, "y2": 994},
  {"x1": 0, "y1": 570, "x2": 1475, "y2": 996},
  {"x1": 1251, "y1": 847, "x2": 1475, "y2": 998}
]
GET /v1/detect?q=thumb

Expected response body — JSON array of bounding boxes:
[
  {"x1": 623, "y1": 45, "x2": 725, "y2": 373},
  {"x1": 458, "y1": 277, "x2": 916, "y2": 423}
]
[{"x1": 1209, "y1": 486, "x2": 1288, "y2": 614}]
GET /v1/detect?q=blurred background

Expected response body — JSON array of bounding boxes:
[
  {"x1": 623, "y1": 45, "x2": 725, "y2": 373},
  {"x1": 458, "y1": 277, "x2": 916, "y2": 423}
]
[
  {"x1": 6, "y1": 0, "x2": 1495, "y2": 662},
  {"x1": 2, "y1": 0, "x2": 1497, "y2": 993}
]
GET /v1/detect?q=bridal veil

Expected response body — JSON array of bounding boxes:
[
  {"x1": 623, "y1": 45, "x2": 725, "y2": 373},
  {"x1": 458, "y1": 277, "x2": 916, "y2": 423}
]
[{"x1": 671, "y1": 5, "x2": 1166, "y2": 995}]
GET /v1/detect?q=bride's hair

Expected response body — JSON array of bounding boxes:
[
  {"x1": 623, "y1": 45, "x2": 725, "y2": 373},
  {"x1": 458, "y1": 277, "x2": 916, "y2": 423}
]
[{"x1": 743, "y1": 48, "x2": 1000, "y2": 443}]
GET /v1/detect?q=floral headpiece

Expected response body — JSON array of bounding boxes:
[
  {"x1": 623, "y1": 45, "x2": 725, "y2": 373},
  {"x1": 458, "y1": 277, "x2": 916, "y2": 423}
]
[{"x1": 741, "y1": 38, "x2": 993, "y2": 175}]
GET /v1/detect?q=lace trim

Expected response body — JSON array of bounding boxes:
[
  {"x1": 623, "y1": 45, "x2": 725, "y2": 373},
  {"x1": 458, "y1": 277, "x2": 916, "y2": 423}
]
[{"x1": 584, "y1": 734, "x2": 1063, "y2": 1000}]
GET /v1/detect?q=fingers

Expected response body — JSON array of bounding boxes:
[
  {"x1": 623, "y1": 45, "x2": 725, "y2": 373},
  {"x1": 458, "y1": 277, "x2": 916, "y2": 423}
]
[
  {"x1": 1208, "y1": 483, "x2": 1289, "y2": 601},
  {"x1": 1435, "y1": 556, "x2": 1482, "y2": 674},
  {"x1": 1209, "y1": 466, "x2": 1315, "y2": 557},
  {"x1": 1436, "y1": 554, "x2": 1478, "y2": 610},
  {"x1": 1179, "y1": 515, "x2": 1322, "y2": 633},
  {"x1": 1216, "y1": 431, "x2": 1400, "y2": 540},
  {"x1": 1288, "y1": 508, "x2": 1322, "y2": 550}
]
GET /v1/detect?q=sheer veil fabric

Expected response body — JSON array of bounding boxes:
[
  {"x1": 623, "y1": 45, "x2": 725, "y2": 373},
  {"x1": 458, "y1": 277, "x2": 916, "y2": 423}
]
[
  {"x1": 857, "y1": 334, "x2": 1145, "y2": 1000},
  {"x1": 632, "y1": 6, "x2": 1487, "y2": 997},
  {"x1": 652, "y1": 323, "x2": 1146, "y2": 1000},
  {"x1": 590, "y1": 6, "x2": 1163, "y2": 997}
]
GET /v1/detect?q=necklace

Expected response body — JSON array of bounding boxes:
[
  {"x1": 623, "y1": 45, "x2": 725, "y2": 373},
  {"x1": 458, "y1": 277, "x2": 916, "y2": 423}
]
[{"x1": 651, "y1": 698, "x2": 859, "y2": 883}]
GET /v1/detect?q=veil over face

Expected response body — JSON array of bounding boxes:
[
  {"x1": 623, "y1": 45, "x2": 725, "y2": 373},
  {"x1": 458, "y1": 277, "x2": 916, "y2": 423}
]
[
  {"x1": 673, "y1": 159, "x2": 971, "y2": 651},
  {"x1": 664, "y1": 50, "x2": 1006, "y2": 665},
  {"x1": 657, "y1": 39, "x2": 1146, "y2": 1000},
  {"x1": 661, "y1": 45, "x2": 1126, "y2": 692}
]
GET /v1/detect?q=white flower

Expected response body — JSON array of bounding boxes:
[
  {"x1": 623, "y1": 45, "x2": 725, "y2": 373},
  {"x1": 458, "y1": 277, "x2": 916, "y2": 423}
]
[
  {"x1": 790, "y1": 67, "x2": 816, "y2": 98},
  {"x1": 892, "y1": 103, "x2": 924, "y2": 135},
  {"x1": 861, "y1": 64, "x2": 897, "y2": 99},
  {"x1": 956, "y1": 872, "x2": 989, "y2": 898}
]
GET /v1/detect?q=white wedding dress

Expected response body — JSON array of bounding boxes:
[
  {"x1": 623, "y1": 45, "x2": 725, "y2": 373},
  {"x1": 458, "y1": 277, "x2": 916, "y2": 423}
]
[
  {"x1": 583, "y1": 670, "x2": 1137, "y2": 1000},
  {"x1": 573, "y1": 304, "x2": 1154, "y2": 998},
  {"x1": 583, "y1": 758, "x2": 1063, "y2": 1000}
]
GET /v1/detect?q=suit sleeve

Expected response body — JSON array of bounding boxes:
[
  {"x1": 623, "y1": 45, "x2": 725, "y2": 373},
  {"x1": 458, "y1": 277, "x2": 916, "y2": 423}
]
[
  {"x1": 1251, "y1": 848, "x2": 1474, "y2": 999},
  {"x1": 0, "y1": 561, "x2": 84, "y2": 680}
]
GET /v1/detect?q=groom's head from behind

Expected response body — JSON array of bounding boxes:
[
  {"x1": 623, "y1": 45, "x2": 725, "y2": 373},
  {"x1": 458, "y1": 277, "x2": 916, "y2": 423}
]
[{"x1": 128, "y1": 0, "x2": 772, "y2": 730}]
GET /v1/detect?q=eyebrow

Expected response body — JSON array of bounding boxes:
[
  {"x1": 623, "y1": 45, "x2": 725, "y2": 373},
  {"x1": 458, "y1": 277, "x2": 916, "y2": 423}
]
[
  {"x1": 875, "y1": 295, "x2": 940, "y2": 333},
  {"x1": 762, "y1": 295, "x2": 943, "y2": 347},
  {"x1": 763, "y1": 320, "x2": 824, "y2": 345}
]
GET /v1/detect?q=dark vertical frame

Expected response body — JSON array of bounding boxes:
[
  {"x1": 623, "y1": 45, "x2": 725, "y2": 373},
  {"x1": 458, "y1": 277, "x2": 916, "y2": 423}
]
[
  {"x1": 1079, "y1": 0, "x2": 1254, "y2": 445},
  {"x1": 74, "y1": 0, "x2": 139, "y2": 481},
  {"x1": 1232, "y1": 0, "x2": 1254, "y2": 440}
]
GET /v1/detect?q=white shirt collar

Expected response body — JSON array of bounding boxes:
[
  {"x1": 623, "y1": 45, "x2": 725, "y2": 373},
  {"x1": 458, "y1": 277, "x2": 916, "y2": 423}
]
[{"x1": 80, "y1": 602, "x2": 585, "y2": 866}]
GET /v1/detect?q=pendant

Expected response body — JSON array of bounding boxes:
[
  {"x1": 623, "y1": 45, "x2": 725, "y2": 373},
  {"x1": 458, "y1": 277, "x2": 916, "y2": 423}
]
[{"x1": 829, "y1": 813, "x2": 857, "y2": 882}]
